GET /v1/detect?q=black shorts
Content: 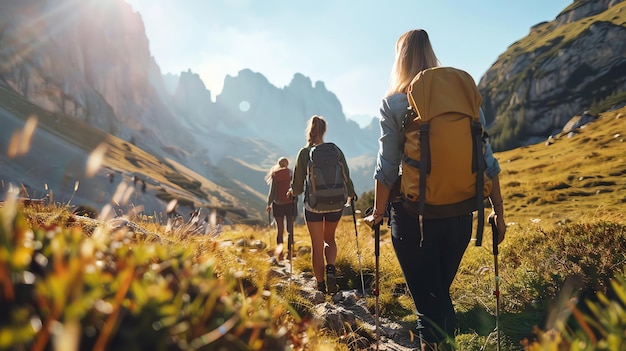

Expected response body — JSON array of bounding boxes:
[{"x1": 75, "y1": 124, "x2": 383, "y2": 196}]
[
  {"x1": 305, "y1": 209, "x2": 342, "y2": 223},
  {"x1": 272, "y1": 202, "x2": 294, "y2": 217}
]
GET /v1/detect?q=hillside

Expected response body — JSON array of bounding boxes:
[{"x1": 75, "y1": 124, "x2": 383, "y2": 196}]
[
  {"x1": 0, "y1": 83, "x2": 256, "y2": 223},
  {"x1": 494, "y1": 106, "x2": 626, "y2": 226}
]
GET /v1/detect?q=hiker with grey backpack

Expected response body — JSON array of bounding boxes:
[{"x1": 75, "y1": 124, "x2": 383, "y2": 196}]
[
  {"x1": 287, "y1": 115, "x2": 357, "y2": 295},
  {"x1": 364, "y1": 29, "x2": 506, "y2": 350}
]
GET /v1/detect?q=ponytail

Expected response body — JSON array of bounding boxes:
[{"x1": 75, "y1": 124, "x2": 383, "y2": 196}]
[{"x1": 306, "y1": 115, "x2": 327, "y2": 146}]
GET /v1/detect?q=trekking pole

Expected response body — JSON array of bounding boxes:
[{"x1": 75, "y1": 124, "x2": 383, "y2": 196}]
[
  {"x1": 288, "y1": 230, "x2": 294, "y2": 284},
  {"x1": 490, "y1": 216, "x2": 501, "y2": 351},
  {"x1": 350, "y1": 197, "x2": 366, "y2": 297},
  {"x1": 289, "y1": 198, "x2": 296, "y2": 285},
  {"x1": 373, "y1": 223, "x2": 381, "y2": 351},
  {"x1": 268, "y1": 209, "x2": 272, "y2": 250}
]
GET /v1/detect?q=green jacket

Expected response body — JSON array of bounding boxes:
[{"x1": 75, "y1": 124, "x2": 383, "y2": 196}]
[{"x1": 290, "y1": 143, "x2": 356, "y2": 198}]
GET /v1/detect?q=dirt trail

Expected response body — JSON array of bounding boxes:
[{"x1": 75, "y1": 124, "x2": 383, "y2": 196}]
[{"x1": 272, "y1": 263, "x2": 423, "y2": 351}]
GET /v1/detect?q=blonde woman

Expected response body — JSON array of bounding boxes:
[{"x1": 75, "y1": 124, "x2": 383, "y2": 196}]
[
  {"x1": 365, "y1": 29, "x2": 506, "y2": 348},
  {"x1": 287, "y1": 115, "x2": 356, "y2": 294}
]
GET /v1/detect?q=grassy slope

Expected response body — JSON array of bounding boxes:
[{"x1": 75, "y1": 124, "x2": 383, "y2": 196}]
[
  {"x1": 514, "y1": 2, "x2": 626, "y2": 53},
  {"x1": 451, "y1": 106, "x2": 626, "y2": 347},
  {"x1": 495, "y1": 107, "x2": 626, "y2": 226}
]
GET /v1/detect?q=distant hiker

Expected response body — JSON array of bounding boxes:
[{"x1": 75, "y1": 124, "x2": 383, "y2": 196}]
[
  {"x1": 287, "y1": 115, "x2": 357, "y2": 294},
  {"x1": 364, "y1": 29, "x2": 506, "y2": 349},
  {"x1": 265, "y1": 157, "x2": 295, "y2": 263},
  {"x1": 108, "y1": 172, "x2": 115, "y2": 183},
  {"x1": 141, "y1": 180, "x2": 146, "y2": 193}
]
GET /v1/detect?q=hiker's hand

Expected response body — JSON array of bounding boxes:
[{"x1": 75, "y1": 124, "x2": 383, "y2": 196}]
[
  {"x1": 489, "y1": 211, "x2": 506, "y2": 244},
  {"x1": 266, "y1": 205, "x2": 271, "y2": 213},
  {"x1": 345, "y1": 196, "x2": 355, "y2": 207},
  {"x1": 363, "y1": 212, "x2": 384, "y2": 229},
  {"x1": 286, "y1": 188, "x2": 293, "y2": 198}
]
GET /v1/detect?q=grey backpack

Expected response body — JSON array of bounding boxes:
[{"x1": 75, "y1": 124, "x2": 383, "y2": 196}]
[{"x1": 305, "y1": 143, "x2": 348, "y2": 212}]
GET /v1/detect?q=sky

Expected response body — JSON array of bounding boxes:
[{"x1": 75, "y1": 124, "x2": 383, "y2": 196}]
[{"x1": 124, "y1": 0, "x2": 572, "y2": 127}]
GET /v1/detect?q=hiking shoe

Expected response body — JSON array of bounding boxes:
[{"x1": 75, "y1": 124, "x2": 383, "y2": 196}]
[
  {"x1": 325, "y1": 264, "x2": 337, "y2": 294},
  {"x1": 269, "y1": 257, "x2": 284, "y2": 267},
  {"x1": 317, "y1": 281, "x2": 327, "y2": 294}
]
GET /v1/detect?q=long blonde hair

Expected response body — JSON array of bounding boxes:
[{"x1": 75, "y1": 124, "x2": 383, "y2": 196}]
[
  {"x1": 305, "y1": 115, "x2": 326, "y2": 146},
  {"x1": 265, "y1": 157, "x2": 289, "y2": 184},
  {"x1": 386, "y1": 29, "x2": 440, "y2": 96}
]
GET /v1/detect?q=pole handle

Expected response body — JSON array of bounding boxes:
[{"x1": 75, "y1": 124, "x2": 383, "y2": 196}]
[
  {"x1": 489, "y1": 216, "x2": 499, "y2": 255},
  {"x1": 374, "y1": 224, "x2": 380, "y2": 257},
  {"x1": 351, "y1": 198, "x2": 358, "y2": 228}
]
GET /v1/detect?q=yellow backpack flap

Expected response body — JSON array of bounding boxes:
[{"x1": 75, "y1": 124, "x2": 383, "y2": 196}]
[{"x1": 402, "y1": 66, "x2": 492, "y2": 245}]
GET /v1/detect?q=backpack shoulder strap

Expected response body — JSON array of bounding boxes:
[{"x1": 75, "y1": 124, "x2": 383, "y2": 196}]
[
  {"x1": 307, "y1": 145, "x2": 320, "y2": 193},
  {"x1": 417, "y1": 123, "x2": 430, "y2": 218},
  {"x1": 472, "y1": 120, "x2": 486, "y2": 246}
]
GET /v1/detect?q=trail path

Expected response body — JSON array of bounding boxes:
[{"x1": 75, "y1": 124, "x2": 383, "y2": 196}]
[{"x1": 272, "y1": 263, "x2": 422, "y2": 351}]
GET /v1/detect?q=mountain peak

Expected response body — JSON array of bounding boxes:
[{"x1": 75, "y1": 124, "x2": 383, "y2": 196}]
[{"x1": 288, "y1": 73, "x2": 313, "y2": 89}]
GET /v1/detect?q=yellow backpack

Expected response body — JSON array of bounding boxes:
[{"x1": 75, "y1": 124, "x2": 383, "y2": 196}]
[{"x1": 402, "y1": 66, "x2": 492, "y2": 245}]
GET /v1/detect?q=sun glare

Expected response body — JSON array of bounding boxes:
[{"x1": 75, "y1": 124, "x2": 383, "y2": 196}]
[{"x1": 239, "y1": 101, "x2": 250, "y2": 112}]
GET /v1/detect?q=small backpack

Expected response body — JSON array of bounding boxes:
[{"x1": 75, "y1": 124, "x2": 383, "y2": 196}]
[
  {"x1": 273, "y1": 168, "x2": 293, "y2": 204},
  {"x1": 401, "y1": 66, "x2": 492, "y2": 245},
  {"x1": 305, "y1": 143, "x2": 348, "y2": 212}
]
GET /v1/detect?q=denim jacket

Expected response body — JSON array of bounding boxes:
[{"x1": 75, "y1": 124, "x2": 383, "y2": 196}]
[{"x1": 373, "y1": 93, "x2": 501, "y2": 190}]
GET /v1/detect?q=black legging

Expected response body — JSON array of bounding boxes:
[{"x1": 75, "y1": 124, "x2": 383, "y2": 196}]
[
  {"x1": 272, "y1": 202, "x2": 295, "y2": 247},
  {"x1": 389, "y1": 202, "x2": 472, "y2": 343}
]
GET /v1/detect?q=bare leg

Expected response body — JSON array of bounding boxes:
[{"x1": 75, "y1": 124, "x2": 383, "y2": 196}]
[
  {"x1": 306, "y1": 221, "x2": 325, "y2": 282},
  {"x1": 323, "y1": 219, "x2": 340, "y2": 266}
]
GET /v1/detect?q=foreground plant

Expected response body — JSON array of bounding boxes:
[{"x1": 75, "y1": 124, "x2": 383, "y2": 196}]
[
  {"x1": 0, "y1": 197, "x2": 293, "y2": 350},
  {"x1": 523, "y1": 275, "x2": 626, "y2": 351}
]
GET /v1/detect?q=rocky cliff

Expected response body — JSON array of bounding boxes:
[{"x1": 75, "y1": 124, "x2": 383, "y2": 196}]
[
  {"x1": 479, "y1": 0, "x2": 626, "y2": 150},
  {"x1": 0, "y1": 0, "x2": 192, "y2": 153}
]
